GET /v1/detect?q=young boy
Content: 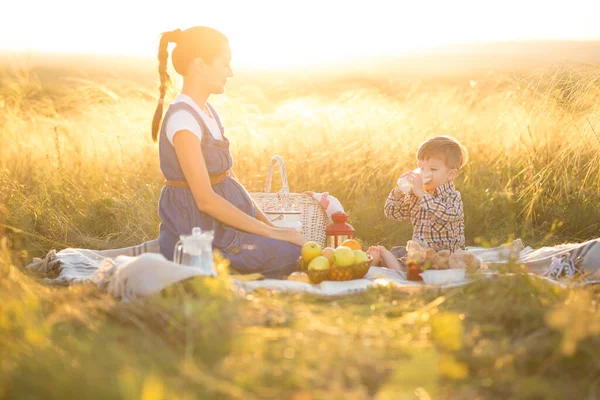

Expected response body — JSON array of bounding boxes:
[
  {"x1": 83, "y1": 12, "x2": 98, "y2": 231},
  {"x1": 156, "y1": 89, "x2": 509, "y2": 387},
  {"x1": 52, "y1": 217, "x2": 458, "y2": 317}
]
[{"x1": 369, "y1": 136, "x2": 469, "y2": 270}]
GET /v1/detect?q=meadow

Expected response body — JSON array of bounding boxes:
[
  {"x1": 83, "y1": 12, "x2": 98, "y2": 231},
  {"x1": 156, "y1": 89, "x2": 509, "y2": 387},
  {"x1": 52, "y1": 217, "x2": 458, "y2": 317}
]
[{"x1": 1, "y1": 43, "x2": 600, "y2": 399}]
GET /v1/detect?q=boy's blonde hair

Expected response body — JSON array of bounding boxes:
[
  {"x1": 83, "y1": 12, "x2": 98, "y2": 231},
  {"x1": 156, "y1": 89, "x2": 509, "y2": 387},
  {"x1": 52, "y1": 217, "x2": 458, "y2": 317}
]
[{"x1": 417, "y1": 136, "x2": 469, "y2": 170}]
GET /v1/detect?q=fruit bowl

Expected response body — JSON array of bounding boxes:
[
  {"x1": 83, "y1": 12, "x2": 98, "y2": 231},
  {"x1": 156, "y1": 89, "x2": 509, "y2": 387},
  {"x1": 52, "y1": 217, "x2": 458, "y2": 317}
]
[
  {"x1": 306, "y1": 269, "x2": 331, "y2": 284},
  {"x1": 296, "y1": 257, "x2": 330, "y2": 283},
  {"x1": 297, "y1": 256, "x2": 373, "y2": 283},
  {"x1": 296, "y1": 257, "x2": 309, "y2": 273},
  {"x1": 329, "y1": 265, "x2": 354, "y2": 281},
  {"x1": 330, "y1": 257, "x2": 372, "y2": 281},
  {"x1": 351, "y1": 258, "x2": 372, "y2": 279}
]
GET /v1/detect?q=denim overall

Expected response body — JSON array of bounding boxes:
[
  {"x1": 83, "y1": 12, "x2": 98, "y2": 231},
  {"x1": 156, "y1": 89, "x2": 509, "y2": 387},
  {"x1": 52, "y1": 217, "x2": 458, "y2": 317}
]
[{"x1": 157, "y1": 101, "x2": 300, "y2": 278}]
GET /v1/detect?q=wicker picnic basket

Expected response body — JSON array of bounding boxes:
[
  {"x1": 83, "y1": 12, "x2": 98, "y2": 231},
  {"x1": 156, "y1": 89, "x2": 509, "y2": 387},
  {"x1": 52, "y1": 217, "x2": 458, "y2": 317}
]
[{"x1": 249, "y1": 155, "x2": 328, "y2": 247}]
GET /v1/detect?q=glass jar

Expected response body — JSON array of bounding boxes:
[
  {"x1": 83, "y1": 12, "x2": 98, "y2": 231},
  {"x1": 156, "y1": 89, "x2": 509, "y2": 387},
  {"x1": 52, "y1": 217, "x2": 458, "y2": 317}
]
[{"x1": 173, "y1": 227, "x2": 217, "y2": 276}]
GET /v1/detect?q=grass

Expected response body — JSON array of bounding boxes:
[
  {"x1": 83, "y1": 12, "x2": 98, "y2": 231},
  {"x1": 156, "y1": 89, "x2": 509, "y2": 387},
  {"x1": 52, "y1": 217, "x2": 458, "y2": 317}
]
[{"x1": 1, "y1": 50, "x2": 600, "y2": 399}]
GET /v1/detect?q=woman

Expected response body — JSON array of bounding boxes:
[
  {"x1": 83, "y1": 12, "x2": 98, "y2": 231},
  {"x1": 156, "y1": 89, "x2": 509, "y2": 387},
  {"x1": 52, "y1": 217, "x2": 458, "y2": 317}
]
[{"x1": 151, "y1": 26, "x2": 305, "y2": 278}]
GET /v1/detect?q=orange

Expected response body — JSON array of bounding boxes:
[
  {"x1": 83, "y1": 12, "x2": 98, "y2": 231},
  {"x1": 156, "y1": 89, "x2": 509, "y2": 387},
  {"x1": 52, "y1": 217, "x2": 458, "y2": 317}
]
[{"x1": 340, "y1": 239, "x2": 361, "y2": 251}]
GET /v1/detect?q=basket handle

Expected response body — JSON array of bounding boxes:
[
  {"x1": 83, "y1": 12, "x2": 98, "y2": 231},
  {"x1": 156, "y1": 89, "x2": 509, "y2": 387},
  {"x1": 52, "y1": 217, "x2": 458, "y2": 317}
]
[
  {"x1": 264, "y1": 155, "x2": 291, "y2": 207},
  {"x1": 265, "y1": 155, "x2": 289, "y2": 192}
]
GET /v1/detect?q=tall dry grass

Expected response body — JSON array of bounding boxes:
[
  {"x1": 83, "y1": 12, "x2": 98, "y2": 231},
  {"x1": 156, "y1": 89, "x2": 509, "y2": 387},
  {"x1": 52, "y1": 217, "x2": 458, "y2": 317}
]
[{"x1": 1, "y1": 54, "x2": 599, "y2": 262}]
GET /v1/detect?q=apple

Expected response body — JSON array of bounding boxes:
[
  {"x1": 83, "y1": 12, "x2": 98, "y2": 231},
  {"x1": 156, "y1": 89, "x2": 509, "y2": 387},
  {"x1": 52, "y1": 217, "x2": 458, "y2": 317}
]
[
  {"x1": 322, "y1": 247, "x2": 335, "y2": 263},
  {"x1": 353, "y1": 250, "x2": 369, "y2": 264},
  {"x1": 308, "y1": 256, "x2": 331, "y2": 271},
  {"x1": 332, "y1": 246, "x2": 355, "y2": 267},
  {"x1": 301, "y1": 241, "x2": 322, "y2": 263},
  {"x1": 287, "y1": 271, "x2": 311, "y2": 283}
]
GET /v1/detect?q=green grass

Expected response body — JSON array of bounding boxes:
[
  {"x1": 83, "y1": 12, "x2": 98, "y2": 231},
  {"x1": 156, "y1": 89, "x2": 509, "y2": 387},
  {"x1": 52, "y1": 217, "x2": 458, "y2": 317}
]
[{"x1": 1, "y1": 53, "x2": 600, "y2": 399}]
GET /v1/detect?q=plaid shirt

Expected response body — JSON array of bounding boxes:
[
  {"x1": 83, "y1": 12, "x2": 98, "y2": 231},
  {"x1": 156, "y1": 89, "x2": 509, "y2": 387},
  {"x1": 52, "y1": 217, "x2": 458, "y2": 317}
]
[{"x1": 384, "y1": 182, "x2": 465, "y2": 252}]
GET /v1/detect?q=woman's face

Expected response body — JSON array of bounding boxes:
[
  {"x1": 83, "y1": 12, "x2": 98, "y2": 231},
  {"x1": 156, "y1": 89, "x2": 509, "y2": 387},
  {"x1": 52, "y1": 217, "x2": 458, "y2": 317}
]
[{"x1": 201, "y1": 46, "x2": 233, "y2": 94}]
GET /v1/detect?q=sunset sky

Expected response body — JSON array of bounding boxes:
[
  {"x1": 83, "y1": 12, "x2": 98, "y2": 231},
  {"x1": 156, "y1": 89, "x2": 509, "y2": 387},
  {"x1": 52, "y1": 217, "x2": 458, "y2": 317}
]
[{"x1": 2, "y1": 0, "x2": 599, "y2": 67}]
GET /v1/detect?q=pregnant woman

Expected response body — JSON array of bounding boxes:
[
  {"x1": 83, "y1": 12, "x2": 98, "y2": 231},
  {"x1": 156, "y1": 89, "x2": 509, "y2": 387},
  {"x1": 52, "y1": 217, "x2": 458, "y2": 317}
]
[{"x1": 151, "y1": 26, "x2": 306, "y2": 277}]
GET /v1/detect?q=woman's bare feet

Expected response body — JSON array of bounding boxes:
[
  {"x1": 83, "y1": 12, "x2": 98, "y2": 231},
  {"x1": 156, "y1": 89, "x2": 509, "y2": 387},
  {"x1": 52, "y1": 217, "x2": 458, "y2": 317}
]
[{"x1": 367, "y1": 246, "x2": 382, "y2": 266}]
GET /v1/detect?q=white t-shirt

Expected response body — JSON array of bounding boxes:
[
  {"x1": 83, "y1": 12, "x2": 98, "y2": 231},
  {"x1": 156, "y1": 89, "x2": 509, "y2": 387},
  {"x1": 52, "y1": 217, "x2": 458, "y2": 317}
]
[{"x1": 165, "y1": 94, "x2": 224, "y2": 145}]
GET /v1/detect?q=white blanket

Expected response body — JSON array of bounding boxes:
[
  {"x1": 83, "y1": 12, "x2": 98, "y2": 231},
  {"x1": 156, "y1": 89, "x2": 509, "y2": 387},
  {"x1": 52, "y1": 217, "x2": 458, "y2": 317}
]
[{"x1": 26, "y1": 238, "x2": 600, "y2": 301}]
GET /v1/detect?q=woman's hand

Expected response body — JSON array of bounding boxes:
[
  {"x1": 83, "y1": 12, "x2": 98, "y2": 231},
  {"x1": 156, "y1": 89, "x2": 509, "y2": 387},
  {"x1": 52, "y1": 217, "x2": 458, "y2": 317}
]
[
  {"x1": 254, "y1": 207, "x2": 276, "y2": 227},
  {"x1": 271, "y1": 227, "x2": 307, "y2": 247}
]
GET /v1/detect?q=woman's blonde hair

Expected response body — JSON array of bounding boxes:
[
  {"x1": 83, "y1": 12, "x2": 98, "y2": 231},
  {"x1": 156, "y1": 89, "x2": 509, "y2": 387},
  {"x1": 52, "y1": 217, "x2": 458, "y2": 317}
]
[{"x1": 151, "y1": 26, "x2": 229, "y2": 142}]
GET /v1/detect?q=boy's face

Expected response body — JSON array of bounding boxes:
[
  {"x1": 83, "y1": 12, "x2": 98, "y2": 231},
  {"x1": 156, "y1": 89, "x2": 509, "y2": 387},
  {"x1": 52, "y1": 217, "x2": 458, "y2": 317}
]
[{"x1": 417, "y1": 157, "x2": 458, "y2": 191}]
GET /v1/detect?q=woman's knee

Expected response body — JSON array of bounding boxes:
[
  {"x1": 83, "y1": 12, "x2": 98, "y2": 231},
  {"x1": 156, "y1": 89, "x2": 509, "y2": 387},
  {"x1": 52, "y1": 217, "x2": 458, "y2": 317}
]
[{"x1": 223, "y1": 234, "x2": 300, "y2": 277}]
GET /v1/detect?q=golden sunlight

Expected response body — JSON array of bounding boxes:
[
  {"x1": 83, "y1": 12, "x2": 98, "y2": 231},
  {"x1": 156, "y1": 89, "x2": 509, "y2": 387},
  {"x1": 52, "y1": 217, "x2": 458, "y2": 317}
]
[{"x1": 1, "y1": 0, "x2": 599, "y2": 68}]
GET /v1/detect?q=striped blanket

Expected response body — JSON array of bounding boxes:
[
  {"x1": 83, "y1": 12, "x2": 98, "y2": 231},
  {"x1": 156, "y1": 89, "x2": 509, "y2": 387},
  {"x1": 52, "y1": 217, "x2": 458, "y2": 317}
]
[{"x1": 26, "y1": 238, "x2": 600, "y2": 301}]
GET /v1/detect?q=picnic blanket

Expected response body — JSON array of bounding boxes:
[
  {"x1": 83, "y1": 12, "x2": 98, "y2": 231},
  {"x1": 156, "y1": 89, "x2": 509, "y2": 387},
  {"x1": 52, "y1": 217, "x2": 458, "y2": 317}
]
[{"x1": 26, "y1": 238, "x2": 600, "y2": 301}]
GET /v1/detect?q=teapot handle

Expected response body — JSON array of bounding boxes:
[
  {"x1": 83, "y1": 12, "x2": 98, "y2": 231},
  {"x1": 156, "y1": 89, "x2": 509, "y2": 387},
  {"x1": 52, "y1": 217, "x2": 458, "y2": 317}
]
[{"x1": 173, "y1": 240, "x2": 184, "y2": 264}]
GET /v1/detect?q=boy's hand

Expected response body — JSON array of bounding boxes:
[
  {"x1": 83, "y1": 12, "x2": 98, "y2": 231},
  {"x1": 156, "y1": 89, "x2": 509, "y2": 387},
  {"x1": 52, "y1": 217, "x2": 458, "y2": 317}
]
[
  {"x1": 393, "y1": 170, "x2": 413, "y2": 199},
  {"x1": 408, "y1": 171, "x2": 425, "y2": 199}
]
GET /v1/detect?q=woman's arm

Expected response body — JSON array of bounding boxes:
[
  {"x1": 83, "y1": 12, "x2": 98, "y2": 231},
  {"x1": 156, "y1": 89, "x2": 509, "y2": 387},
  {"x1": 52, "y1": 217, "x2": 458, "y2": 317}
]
[
  {"x1": 229, "y1": 169, "x2": 275, "y2": 227},
  {"x1": 173, "y1": 131, "x2": 304, "y2": 245}
]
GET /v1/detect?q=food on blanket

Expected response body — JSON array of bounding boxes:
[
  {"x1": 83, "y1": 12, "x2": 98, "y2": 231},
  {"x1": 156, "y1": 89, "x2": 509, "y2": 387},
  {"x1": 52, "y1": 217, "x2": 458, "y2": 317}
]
[
  {"x1": 353, "y1": 250, "x2": 369, "y2": 264},
  {"x1": 434, "y1": 250, "x2": 451, "y2": 270},
  {"x1": 406, "y1": 240, "x2": 428, "y2": 262},
  {"x1": 423, "y1": 248, "x2": 451, "y2": 270},
  {"x1": 404, "y1": 246, "x2": 481, "y2": 281},
  {"x1": 288, "y1": 271, "x2": 311, "y2": 283},
  {"x1": 425, "y1": 248, "x2": 437, "y2": 262},
  {"x1": 322, "y1": 247, "x2": 335, "y2": 263},
  {"x1": 406, "y1": 242, "x2": 427, "y2": 281},
  {"x1": 301, "y1": 241, "x2": 322, "y2": 263},
  {"x1": 308, "y1": 256, "x2": 331, "y2": 271},
  {"x1": 408, "y1": 245, "x2": 482, "y2": 276},
  {"x1": 423, "y1": 248, "x2": 437, "y2": 270},
  {"x1": 449, "y1": 250, "x2": 482, "y2": 272},
  {"x1": 332, "y1": 246, "x2": 355, "y2": 267},
  {"x1": 406, "y1": 259, "x2": 424, "y2": 281},
  {"x1": 467, "y1": 253, "x2": 483, "y2": 271},
  {"x1": 341, "y1": 239, "x2": 362, "y2": 251}
]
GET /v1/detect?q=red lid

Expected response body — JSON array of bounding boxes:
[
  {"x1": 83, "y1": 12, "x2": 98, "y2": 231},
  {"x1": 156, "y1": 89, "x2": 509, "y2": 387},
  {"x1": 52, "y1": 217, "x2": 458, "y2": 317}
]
[{"x1": 325, "y1": 211, "x2": 355, "y2": 235}]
